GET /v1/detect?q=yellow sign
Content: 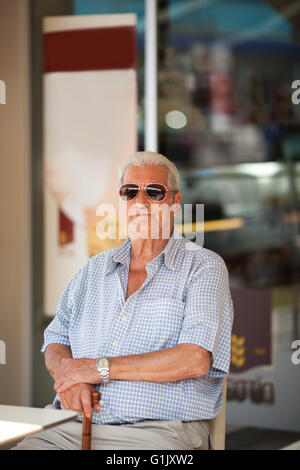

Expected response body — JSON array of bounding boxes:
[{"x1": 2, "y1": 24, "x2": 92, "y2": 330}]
[{"x1": 231, "y1": 334, "x2": 246, "y2": 368}]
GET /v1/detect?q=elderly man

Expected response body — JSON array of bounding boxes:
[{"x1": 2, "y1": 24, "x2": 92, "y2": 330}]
[{"x1": 13, "y1": 151, "x2": 233, "y2": 450}]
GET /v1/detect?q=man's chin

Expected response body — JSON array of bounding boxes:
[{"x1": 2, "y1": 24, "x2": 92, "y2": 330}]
[{"x1": 128, "y1": 227, "x2": 158, "y2": 240}]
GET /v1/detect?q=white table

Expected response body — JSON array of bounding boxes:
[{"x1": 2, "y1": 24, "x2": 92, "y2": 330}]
[{"x1": 0, "y1": 404, "x2": 78, "y2": 447}]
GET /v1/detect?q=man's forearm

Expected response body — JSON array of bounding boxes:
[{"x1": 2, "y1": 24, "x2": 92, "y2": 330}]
[
  {"x1": 109, "y1": 343, "x2": 211, "y2": 383},
  {"x1": 54, "y1": 343, "x2": 211, "y2": 393},
  {"x1": 44, "y1": 344, "x2": 73, "y2": 378}
]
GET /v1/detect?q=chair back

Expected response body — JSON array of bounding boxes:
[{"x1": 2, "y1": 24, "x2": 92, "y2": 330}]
[{"x1": 208, "y1": 376, "x2": 227, "y2": 450}]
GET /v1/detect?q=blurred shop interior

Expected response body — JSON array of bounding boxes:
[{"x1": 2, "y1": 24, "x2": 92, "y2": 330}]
[{"x1": 0, "y1": 0, "x2": 300, "y2": 450}]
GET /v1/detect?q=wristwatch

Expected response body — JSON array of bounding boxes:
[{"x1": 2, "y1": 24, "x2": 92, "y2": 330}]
[{"x1": 96, "y1": 357, "x2": 111, "y2": 384}]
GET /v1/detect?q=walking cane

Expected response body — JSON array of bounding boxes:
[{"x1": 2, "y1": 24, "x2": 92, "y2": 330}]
[{"x1": 82, "y1": 391, "x2": 101, "y2": 450}]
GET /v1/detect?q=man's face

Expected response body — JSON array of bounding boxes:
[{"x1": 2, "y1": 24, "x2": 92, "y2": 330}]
[{"x1": 119, "y1": 164, "x2": 181, "y2": 240}]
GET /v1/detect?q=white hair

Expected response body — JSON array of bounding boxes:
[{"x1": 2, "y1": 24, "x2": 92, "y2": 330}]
[{"x1": 117, "y1": 151, "x2": 180, "y2": 192}]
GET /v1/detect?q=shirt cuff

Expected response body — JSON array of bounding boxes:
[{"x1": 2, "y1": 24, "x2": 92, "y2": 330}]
[
  {"x1": 178, "y1": 322, "x2": 217, "y2": 355},
  {"x1": 177, "y1": 323, "x2": 229, "y2": 376},
  {"x1": 40, "y1": 339, "x2": 71, "y2": 354}
]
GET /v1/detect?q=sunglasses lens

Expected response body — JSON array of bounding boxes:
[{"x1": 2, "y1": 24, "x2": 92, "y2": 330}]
[
  {"x1": 119, "y1": 184, "x2": 139, "y2": 201},
  {"x1": 145, "y1": 184, "x2": 166, "y2": 201}
]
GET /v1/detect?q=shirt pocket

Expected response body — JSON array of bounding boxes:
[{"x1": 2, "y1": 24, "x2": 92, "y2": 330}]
[{"x1": 138, "y1": 297, "x2": 186, "y2": 350}]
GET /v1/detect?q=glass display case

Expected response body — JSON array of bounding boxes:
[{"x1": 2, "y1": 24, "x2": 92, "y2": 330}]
[{"x1": 178, "y1": 161, "x2": 300, "y2": 289}]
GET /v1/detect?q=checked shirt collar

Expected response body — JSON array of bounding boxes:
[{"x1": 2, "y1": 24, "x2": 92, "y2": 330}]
[{"x1": 105, "y1": 225, "x2": 184, "y2": 275}]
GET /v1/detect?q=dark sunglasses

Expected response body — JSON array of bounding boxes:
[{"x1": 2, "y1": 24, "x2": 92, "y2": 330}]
[{"x1": 119, "y1": 183, "x2": 174, "y2": 202}]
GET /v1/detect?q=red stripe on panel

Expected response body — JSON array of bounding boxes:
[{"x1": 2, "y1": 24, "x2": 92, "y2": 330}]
[
  {"x1": 44, "y1": 26, "x2": 136, "y2": 72},
  {"x1": 59, "y1": 209, "x2": 74, "y2": 245}
]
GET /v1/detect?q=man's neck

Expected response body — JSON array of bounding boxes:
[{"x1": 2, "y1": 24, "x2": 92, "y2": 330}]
[{"x1": 130, "y1": 225, "x2": 174, "y2": 262}]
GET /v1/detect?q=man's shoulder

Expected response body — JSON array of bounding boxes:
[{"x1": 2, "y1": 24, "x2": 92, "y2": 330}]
[
  {"x1": 178, "y1": 237, "x2": 228, "y2": 275},
  {"x1": 69, "y1": 246, "x2": 117, "y2": 282},
  {"x1": 84, "y1": 246, "x2": 119, "y2": 273},
  {"x1": 89, "y1": 246, "x2": 117, "y2": 263}
]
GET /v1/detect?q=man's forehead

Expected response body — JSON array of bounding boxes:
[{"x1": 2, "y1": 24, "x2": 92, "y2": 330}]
[{"x1": 123, "y1": 165, "x2": 168, "y2": 183}]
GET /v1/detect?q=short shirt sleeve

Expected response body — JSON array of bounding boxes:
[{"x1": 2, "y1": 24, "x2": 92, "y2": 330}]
[
  {"x1": 40, "y1": 268, "x2": 82, "y2": 353},
  {"x1": 177, "y1": 261, "x2": 234, "y2": 378}
]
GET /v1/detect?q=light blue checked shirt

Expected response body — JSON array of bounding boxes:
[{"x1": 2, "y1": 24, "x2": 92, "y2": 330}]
[{"x1": 41, "y1": 226, "x2": 234, "y2": 424}]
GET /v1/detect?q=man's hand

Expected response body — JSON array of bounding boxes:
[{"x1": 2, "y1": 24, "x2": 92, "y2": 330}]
[
  {"x1": 54, "y1": 358, "x2": 100, "y2": 393},
  {"x1": 59, "y1": 383, "x2": 101, "y2": 418}
]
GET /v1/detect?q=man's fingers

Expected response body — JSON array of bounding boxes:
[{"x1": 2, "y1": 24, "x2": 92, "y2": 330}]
[
  {"x1": 74, "y1": 397, "x2": 84, "y2": 413},
  {"x1": 59, "y1": 384, "x2": 101, "y2": 416},
  {"x1": 60, "y1": 390, "x2": 83, "y2": 413},
  {"x1": 57, "y1": 381, "x2": 74, "y2": 393},
  {"x1": 93, "y1": 403, "x2": 101, "y2": 412},
  {"x1": 81, "y1": 387, "x2": 92, "y2": 417}
]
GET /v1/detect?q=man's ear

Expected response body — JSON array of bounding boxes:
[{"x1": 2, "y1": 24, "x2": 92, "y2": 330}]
[
  {"x1": 172, "y1": 191, "x2": 181, "y2": 203},
  {"x1": 172, "y1": 192, "x2": 181, "y2": 216}
]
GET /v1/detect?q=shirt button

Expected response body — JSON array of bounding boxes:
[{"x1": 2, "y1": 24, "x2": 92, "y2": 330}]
[
  {"x1": 112, "y1": 340, "x2": 118, "y2": 347},
  {"x1": 121, "y1": 315, "x2": 127, "y2": 321}
]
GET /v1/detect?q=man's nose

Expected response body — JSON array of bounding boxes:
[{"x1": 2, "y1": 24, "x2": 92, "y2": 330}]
[{"x1": 135, "y1": 186, "x2": 150, "y2": 206}]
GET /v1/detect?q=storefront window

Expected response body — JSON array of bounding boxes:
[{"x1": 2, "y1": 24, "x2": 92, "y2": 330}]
[
  {"x1": 157, "y1": 0, "x2": 300, "y2": 284},
  {"x1": 157, "y1": 0, "x2": 300, "y2": 431}
]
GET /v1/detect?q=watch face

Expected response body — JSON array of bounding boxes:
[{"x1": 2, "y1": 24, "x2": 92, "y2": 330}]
[{"x1": 99, "y1": 358, "x2": 108, "y2": 368}]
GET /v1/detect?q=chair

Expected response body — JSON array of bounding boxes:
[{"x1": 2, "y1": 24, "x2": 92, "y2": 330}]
[{"x1": 208, "y1": 377, "x2": 228, "y2": 450}]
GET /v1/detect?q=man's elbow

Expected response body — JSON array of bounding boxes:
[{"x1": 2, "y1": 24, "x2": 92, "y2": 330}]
[
  {"x1": 192, "y1": 349, "x2": 211, "y2": 377},
  {"x1": 178, "y1": 343, "x2": 211, "y2": 379}
]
